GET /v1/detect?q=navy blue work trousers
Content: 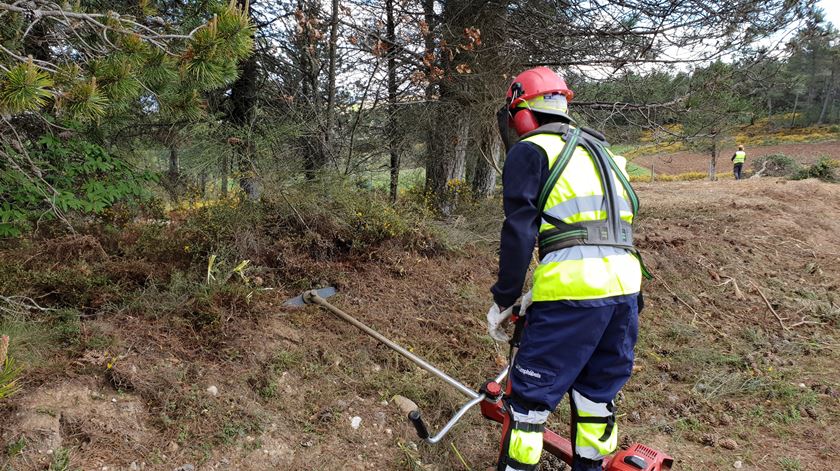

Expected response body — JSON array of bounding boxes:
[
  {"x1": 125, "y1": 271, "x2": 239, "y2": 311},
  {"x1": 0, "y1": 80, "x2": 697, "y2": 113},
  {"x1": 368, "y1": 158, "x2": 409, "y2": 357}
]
[{"x1": 509, "y1": 295, "x2": 640, "y2": 470}]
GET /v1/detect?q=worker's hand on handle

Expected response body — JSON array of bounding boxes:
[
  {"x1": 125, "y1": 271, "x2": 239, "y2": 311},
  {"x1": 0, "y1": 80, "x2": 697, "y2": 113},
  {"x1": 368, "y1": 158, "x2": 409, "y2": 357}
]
[
  {"x1": 486, "y1": 290, "x2": 532, "y2": 342},
  {"x1": 486, "y1": 303, "x2": 513, "y2": 342}
]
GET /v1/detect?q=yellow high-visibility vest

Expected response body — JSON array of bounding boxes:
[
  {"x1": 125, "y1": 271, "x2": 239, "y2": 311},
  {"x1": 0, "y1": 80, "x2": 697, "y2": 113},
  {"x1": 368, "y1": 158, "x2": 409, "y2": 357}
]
[
  {"x1": 733, "y1": 151, "x2": 746, "y2": 164},
  {"x1": 522, "y1": 128, "x2": 642, "y2": 301}
]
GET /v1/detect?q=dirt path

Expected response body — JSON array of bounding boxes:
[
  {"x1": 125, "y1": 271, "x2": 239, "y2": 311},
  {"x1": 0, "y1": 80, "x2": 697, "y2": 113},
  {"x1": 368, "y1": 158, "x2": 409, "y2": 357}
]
[{"x1": 632, "y1": 141, "x2": 840, "y2": 174}]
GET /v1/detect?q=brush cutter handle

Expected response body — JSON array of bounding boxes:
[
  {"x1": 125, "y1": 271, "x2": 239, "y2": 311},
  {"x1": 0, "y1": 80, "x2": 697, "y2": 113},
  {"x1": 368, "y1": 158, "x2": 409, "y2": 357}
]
[
  {"x1": 407, "y1": 368, "x2": 509, "y2": 444},
  {"x1": 408, "y1": 394, "x2": 487, "y2": 444}
]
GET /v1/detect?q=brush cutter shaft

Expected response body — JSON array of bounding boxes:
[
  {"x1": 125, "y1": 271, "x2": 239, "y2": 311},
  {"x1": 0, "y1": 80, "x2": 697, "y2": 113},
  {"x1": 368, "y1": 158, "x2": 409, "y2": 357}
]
[{"x1": 304, "y1": 290, "x2": 479, "y2": 399}]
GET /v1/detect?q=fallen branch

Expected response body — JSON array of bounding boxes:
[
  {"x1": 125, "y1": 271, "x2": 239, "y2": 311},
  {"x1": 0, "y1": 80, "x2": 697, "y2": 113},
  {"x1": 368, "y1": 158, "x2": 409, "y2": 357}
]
[
  {"x1": 717, "y1": 277, "x2": 744, "y2": 300},
  {"x1": 0, "y1": 295, "x2": 52, "y2": 315},
  {"x1": 750, "y1": 281, "x2": 789, "y2": 331},
  {"x1": 788, "y1": 317, "x2": 825, "y2": 328},
  {"x1": 279, "y1": 189, "x2": 310, "y2": 232},
  {"x1": 750, "y1": 160, "x2": 769, "y2": 179}
]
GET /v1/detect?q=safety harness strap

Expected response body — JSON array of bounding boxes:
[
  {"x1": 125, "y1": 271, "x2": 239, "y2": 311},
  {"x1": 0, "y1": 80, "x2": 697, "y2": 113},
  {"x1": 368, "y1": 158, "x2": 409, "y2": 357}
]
[
  {"x1": 513, "y1": 421, "x2": 546, "y2": 433},
  {"x1": 535, "y1": 125, "x2": 579, "y2": 213},
  {"x1": 538, "y1": 218, "x2": 635, "y2": 259},
  {"x1": 530, "y1": 125, "x2": 653, "y2": 279}
]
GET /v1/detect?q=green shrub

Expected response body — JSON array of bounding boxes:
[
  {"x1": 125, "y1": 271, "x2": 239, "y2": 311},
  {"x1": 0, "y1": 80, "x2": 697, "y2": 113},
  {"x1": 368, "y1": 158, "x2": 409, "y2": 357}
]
[
  {"x1": 262, "y1": 177, "x2": 445, "y2": 256},
  {"x1": 0, "y1": 137, "x2": 156, "y2": 237},
  {"x1": 792, "y1": 157, "x2": 839, "y2": 182},
  {"x1": 752, "y1": 154, "x2": 801, "y2": 177}
]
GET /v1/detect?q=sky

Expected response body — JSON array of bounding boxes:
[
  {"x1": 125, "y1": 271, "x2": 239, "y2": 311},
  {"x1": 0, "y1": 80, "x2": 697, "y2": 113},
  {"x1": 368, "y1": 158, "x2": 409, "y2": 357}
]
[{"x1": 820, "y1": 0, "x2": 840, "y2": 27}]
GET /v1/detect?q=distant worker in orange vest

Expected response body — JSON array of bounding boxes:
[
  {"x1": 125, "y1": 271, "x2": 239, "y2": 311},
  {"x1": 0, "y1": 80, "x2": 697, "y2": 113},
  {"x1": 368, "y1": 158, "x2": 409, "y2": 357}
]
[{"x1": 731, "y1": 145, "x2": 746, "y2": 180}]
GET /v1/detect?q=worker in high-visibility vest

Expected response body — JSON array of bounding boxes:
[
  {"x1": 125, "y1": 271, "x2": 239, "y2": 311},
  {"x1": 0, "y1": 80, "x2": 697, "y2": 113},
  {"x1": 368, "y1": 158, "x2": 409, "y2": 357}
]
[
  {"x1": 487, "y1": 67, "x2": 649, "y2": 471},
  {"x1": 731, "y1": 145, "x2": 747, "y2": 180}
]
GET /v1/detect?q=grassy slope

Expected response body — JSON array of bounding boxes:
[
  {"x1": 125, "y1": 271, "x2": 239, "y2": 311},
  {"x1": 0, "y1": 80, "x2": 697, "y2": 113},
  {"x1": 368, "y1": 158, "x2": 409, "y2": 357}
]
[{"x1": 1, "y1": 179, "x2": 839, "y2": 470}]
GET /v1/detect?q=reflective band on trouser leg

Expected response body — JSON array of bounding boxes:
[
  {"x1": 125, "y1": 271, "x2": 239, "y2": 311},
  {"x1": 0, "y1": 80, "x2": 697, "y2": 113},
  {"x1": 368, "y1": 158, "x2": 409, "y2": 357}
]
[
  {"x1": 498, "y1": 407, "x2": 549, "y2": 471},
  {"x1": 571, "y1": 389, "x2": 618, "y2": 460},
  {"x1": 506, "y1": 428, "x2": 543, "y2": 470}
]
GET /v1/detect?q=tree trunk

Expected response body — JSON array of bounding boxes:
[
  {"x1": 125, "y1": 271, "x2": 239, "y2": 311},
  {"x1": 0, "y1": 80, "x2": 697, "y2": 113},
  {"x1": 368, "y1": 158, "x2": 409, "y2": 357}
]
[
  {"x1": 386, "y1": 0, "x2": 400, "y2": 203},
  {"x1": 324, "y1": 0, "x2": 340, "y2": 165},
  {"x1": 200, "y1": 170, "x2": 207, "y2": 197},
  {"x1": 708, "y1": 134, "x2": 718, "y2": 181},
  {"x1": 221, "y1": 154, "x2": 229, "y2": 198},
  {"x1": 818, "y1": 64, "x2": 835, "y2": 125},
  {"x1": 472, "y1": 130, "x2": 501, "y2": 198},
  {"x1": 421, "y1": 0, "x2": 439, "y2": 197},
  {"x1": 168, "y1": 145, "x2": 179, "y2": 182},
  {"x1": 164, "y1": 141, "x2": 182, "y2": 203},
  {"x1": 296, "y1": 0, "x2": 324, "y2": 179},
  {"x1": 230, "y1": 0, "x2": 259, "y2": 199},
  {"x1": 452, "y1": 118, "x2": 470, "y2": 182},
  {"x1": 790, "y1": 93, "x2": 799, "y2": 128}
]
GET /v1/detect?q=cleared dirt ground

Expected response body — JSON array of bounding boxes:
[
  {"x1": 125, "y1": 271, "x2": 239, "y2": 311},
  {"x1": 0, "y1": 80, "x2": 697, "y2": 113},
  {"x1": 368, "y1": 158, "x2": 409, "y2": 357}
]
[
  {"x1": 632, "y1": 141, "x2": 840, "y2": 174},
  {"x1": 2, "y1": 178, "x2": 839, "y2": 471}
]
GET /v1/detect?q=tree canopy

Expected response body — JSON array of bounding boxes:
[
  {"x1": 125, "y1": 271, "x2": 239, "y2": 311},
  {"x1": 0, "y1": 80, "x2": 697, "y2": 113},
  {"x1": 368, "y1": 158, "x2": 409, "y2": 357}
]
[{"x1": 1, "y1": 0, "x2": 837, "y2": 233}]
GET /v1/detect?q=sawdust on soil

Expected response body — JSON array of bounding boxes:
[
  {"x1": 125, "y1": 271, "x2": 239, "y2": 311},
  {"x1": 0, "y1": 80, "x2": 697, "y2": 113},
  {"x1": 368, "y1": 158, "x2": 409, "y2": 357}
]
[
  {"x1": 632, "y1": 140, "x2": 840, "y2": 174},
  {"x1": 2, "y1": 178, "x2": 840, "y2": 471}
]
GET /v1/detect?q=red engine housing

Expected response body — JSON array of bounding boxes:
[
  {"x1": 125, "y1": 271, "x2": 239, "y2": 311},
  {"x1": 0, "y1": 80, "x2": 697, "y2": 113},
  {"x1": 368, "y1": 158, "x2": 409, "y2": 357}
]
[{"x1": 605, "y1": 443, "x2": 674, "y2": 471}]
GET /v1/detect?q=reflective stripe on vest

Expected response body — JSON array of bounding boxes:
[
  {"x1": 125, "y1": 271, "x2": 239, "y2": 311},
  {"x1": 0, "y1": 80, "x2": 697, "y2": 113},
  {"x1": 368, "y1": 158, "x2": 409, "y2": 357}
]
[
  {"x1": 523, "y1": 132, "x2": 641, "y2": 301},
  {"x1": 734, "y1": 151, "x2": 746, "y2": 164}
]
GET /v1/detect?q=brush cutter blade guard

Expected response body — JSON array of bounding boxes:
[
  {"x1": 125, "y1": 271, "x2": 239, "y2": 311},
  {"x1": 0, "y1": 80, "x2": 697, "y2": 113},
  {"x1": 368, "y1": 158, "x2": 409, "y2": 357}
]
[{"x1": 283, "y1": 286, "x2": 337, "y2": 306}]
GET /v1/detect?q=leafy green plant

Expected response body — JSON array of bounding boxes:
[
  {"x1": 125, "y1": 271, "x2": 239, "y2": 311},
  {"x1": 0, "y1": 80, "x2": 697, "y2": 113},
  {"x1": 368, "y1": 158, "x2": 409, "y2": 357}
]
[
  {"x1": 778, "y1": 457, "x2": 802, "y2": 471},
  {"x1": 48, "y1": 447, "x2": 71, "y2": 471},
  {"x1": 0, "y1": 137, "x2": 157, "y2": 236},
  {"x1": 5, "y1": 435, "x2": 26, "y2": 457}
]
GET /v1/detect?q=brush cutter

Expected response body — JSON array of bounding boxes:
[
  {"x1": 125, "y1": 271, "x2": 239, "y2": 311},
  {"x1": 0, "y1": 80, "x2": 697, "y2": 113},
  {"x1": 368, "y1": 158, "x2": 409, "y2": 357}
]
[{"x1": 285, "y1": 288, "x2": 673, "y2": 470}]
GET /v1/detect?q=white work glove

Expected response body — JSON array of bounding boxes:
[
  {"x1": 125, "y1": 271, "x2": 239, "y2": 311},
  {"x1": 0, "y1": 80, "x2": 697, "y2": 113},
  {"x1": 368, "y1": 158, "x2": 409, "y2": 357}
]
[
  {"x1": 486, "y1": 290, "x2": 532, "y2": 343},
  {"x1": 487, "y1": 303, "x2": 514, "y2": 342}
]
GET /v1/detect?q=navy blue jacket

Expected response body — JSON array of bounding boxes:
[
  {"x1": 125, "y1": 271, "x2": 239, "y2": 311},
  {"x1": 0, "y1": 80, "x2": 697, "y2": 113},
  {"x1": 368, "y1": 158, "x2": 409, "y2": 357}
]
[{"x1": 491, "y1": 141, "x2": 547, "y2": 308}]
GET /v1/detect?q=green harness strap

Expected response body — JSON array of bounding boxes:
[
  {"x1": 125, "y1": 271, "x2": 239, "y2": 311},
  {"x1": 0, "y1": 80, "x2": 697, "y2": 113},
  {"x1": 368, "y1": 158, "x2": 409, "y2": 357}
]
[
  {"x1": 537, "y1": 127, "x2": 581, "y2": 213},
  {"x1": 530, "y1": 126, "x2": 653, "y2": 280}
]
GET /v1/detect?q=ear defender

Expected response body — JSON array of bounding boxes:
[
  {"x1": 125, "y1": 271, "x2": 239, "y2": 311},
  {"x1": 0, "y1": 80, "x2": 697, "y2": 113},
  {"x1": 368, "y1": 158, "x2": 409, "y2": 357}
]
[{"x1": 512, "y1": 109, "x2": 539, "y2": 136}]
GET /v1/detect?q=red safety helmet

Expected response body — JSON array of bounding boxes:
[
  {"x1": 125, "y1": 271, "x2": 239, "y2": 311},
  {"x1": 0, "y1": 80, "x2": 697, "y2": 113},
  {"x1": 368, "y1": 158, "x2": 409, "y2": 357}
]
[{"x1": 506, "y1": 67, "x2": 574, "y2": 136}]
